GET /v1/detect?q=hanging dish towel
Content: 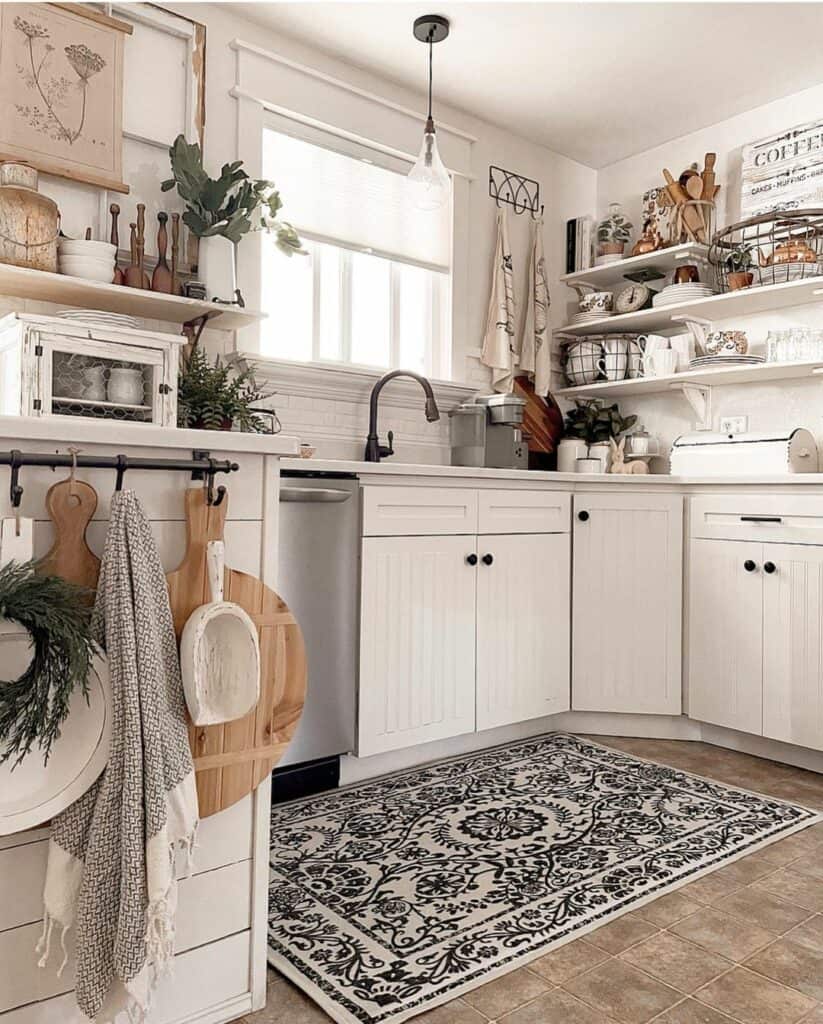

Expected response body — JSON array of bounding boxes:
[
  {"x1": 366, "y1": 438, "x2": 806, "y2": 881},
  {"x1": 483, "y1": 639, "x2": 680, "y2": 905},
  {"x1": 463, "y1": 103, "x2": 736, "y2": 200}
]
[
  {"x1": 518, "y1": 216, "x2": 552, "y2": 396},
  {"x1": 481, "y1": 208, "x2": 517, "y2": 392},
  {"x1": 39, "y1": 489, "x2": 198, "y2": 1023}
]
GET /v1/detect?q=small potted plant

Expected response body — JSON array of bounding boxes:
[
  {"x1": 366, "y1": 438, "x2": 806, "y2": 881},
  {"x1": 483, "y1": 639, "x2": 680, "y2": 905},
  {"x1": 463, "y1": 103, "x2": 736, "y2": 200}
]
[
  {"x1": 725, "y1": 242, "x2": 754, "y2": 291},
  {"x1": 563, "y1": 398, "x2": 637, "y2": 472},
  {"x1": 177, "y1": 347, "x2": 271, "y2": 432},
  {"x1": 597, "y1": 202, "x2": 633, "y2": 259}
]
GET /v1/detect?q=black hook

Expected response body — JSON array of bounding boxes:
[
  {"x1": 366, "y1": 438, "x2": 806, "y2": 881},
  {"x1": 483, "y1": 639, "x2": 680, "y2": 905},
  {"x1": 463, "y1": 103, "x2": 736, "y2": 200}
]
[
  {"x1": 9, "y1": 450, "x2": 23, "y2": 508},
  {"x1": 114, "y1": 454, "x2": 128, "y2": 491},
  {"x1": 204, "y1": 459, "x2": 226, "y2": 507}
]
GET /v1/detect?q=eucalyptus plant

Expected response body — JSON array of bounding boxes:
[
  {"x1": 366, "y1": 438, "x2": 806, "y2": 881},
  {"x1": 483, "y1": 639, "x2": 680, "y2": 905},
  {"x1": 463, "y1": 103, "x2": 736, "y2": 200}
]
[
  {"x1": 564, "y1": 399, "x2": 637, "y2": 447},
  {"x1": 161, "y1": 134, "x2": 304, "y2": 304}
]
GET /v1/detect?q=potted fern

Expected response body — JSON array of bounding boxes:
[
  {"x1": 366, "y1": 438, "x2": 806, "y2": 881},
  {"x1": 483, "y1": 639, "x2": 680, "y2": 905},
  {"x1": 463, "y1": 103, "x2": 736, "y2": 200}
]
[
  {"x1": 161, "y1": 134, "x2": 305, "y2": 307},
  {"x1": 177, "y1": 348, "x2": 270, "y2": 432}
]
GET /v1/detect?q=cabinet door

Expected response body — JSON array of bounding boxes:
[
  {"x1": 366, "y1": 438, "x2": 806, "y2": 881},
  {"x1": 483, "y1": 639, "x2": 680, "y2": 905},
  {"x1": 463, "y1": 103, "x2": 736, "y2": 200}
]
[
  {"x1": 358, "y1": 535, "x2": 477, "y2": 756},
  {"x1": 762, "y1": 543, "x2": 823, "y2": 751},
  {"x1": 476, "y1": 533, "x2": 570, "y2": 731},
  {"x1": 688, "y1": 539, "x2": 763, "y2": 735},
  {"x1": 572, "y1": 492, "x2": 683, "y2": 714}
]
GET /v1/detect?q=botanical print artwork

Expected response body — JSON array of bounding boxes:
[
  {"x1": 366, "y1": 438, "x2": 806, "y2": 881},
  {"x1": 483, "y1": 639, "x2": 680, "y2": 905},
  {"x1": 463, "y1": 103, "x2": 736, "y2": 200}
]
[
  {"x1": 0, "y1": 3, "x2": 129, "y2": 192},
  {"x1": 268, "y1": 733, "x2": 820, "y2": 1024}
]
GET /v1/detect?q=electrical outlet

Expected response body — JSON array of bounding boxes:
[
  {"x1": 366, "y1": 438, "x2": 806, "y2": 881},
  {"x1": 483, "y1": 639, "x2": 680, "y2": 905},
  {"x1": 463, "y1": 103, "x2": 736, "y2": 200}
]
[{"x1": 720, "y1": 416, "x2": 748, "y2": 435}]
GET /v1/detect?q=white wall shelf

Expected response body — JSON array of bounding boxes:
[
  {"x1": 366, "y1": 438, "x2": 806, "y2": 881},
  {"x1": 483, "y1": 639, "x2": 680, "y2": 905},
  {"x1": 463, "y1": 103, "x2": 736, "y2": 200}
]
[
  {"x1": 555, "y1": 358, "x2": 823, "y2": 400},
  {"x1": 0, "y1": 264, "x2": 265, "y2": 331},
  {"x1": 560, "y1": 243, "x2": 710, "y2": 290},
  {"x1": 556, "y1": 274, "x2": 823, "y2": 337}
]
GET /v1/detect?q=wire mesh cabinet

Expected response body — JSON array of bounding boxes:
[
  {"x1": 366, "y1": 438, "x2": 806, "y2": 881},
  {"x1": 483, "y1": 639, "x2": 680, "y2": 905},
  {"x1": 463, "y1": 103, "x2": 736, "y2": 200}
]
[{"x1": 0, "y1": 313, "x2": 182, "y2": 426}]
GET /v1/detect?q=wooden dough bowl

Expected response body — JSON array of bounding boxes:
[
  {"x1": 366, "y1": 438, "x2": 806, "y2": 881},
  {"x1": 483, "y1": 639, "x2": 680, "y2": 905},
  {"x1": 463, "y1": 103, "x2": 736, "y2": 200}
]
[{"x1": 166, "y1": 488, "x2": 306, "y2": 817}]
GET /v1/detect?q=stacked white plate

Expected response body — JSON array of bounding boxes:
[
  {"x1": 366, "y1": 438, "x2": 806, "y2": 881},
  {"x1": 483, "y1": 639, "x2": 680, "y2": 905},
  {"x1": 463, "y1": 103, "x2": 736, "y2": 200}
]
[
  {"x1": 689, "y1": 354, "x2": 765, "y2": 368},
  {"x1": 570, "y1": 311, "x2": 613, "y2": 325},
  {"x1": 57, "y1": 309, "x2": 143, "y2": 330},
  {"x1": 653, "y1": 283, "x2": 715, "y2": 307}
]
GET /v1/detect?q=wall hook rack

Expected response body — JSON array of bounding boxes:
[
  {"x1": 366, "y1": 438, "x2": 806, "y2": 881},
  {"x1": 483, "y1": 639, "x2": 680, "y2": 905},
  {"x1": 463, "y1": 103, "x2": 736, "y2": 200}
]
[
  {"x1": 489, "y1": 165, "x2": 543, "y2": 217},
  {"x1": 1, "y1": 449, "x2": 239, "y2": 510}
]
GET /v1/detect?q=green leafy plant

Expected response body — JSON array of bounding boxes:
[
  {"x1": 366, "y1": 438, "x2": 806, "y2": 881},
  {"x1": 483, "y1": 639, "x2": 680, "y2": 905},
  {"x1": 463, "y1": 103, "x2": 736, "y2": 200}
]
[
  {"x1": 725, "y1": 241, "x2": 754, "y2": 273},
  {"x1": 161, "y1": 134, "x2": 304, "y2": 254},
  {"x1": 563, "y1": 399, "x2": 637, "y2": 447},
  {"x1": 597, "y1": 204, "x2": 633, "y2": 244},
  {"x1": 177, "y1": 347, "x2": 271, "y2": 433}
]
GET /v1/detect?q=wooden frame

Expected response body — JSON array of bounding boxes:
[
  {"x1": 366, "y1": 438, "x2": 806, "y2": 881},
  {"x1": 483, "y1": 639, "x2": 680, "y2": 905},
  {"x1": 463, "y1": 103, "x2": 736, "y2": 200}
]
[{"x1": 0, "y1": 2, "x2": 132, "y2": 193}]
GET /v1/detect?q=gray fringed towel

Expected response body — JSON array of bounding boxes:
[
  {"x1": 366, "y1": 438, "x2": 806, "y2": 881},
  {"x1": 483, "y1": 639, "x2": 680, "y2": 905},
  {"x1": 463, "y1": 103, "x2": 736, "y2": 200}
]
[{"x1": 39, "y1": 489, "x2": 199, "y2": 1022}]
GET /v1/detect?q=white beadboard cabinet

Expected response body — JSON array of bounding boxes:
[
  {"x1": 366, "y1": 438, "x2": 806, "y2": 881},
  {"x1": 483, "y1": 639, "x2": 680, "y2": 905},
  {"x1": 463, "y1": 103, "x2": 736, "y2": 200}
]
[
  {"x1": 476, "y1": 533, "x2": 570, "y2": 731},
  {"x1": 687, "y1": 539, "x2": 763, "y2": 735},
  {"x1": 358, "y1": 535, "x2": 477, "y2": 756},
  {"x1": 571, "y1": 492, "x2": 683, "y2": 715}
]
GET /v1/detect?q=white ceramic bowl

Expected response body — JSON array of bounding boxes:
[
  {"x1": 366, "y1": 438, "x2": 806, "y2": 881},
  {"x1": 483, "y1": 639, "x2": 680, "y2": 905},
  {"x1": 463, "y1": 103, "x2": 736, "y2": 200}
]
[
  {"x1": 58, "y1": 239, "x2": 116, "y2": 259},
  {"x1": 59, "y1": 255, "x2": 116, "y2": 283}
]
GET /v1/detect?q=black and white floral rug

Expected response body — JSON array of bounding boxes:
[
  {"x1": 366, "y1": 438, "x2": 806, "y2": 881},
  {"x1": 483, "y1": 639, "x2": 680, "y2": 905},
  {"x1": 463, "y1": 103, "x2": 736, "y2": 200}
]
[{"x1": 268, "y1": 733, "x2": 820, "y2": 1024}]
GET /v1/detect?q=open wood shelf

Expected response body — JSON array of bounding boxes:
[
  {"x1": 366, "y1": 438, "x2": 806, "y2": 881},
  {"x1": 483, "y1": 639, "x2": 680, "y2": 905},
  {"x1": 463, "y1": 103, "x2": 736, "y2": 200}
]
[
  {"x1": 0, "y1": 263, "x2": 265, "y2": 331},
  {"x1": 555, "y1": 274, "x2": 823, "y2": 337},
  {"x1": 555, "y1": 358, "x2": 823, "y2": 399},
  {"x1": 560, "y1": 243, "x2": 710, "y2": 289}
]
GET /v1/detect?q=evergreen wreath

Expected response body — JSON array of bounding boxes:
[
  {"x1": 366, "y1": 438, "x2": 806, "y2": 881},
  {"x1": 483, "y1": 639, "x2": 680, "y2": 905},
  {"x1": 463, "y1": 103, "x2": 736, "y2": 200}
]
[{"x1": 0, "y1": 561, "x2": 96, "y2": 767}]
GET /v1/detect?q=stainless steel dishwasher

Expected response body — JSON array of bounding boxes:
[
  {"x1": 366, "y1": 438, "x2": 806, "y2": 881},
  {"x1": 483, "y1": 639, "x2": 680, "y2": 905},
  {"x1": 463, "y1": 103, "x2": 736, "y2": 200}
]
[{"x1": 275, "y1": 471, "x2": 360, "y2": 783}]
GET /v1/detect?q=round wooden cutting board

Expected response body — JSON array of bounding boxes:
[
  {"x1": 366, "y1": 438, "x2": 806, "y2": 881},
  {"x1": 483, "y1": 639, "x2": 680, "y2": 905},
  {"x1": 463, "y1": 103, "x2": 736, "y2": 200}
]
[{"x1": 166, "y1": 488, "x2": 307, "y2": 817}]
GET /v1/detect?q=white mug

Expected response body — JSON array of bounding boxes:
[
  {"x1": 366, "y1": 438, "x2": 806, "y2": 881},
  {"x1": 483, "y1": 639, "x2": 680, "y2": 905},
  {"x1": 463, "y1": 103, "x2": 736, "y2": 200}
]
[
  {"x1": 598, "y1": 337, "x2": 629, "y2": 381},
  {"x1": 644, "y1": 349, "x2": 678, "y2": 377},
  {"x1": 627, "y1": 338, "x2": 645, "y2": 379},
  {"x1": 669, "y1": 334, "x2": 694, "y2": 372}
]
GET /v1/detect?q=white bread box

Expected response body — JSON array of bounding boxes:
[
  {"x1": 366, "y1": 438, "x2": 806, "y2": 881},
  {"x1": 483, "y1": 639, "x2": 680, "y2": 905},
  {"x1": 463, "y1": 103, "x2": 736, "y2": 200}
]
[{"x1": 670, "y1": 429, "x2": 819, "y2": 475}]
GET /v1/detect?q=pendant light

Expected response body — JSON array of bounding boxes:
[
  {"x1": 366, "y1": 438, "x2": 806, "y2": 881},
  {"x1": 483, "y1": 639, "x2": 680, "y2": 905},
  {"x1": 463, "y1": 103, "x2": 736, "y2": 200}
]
[{"x1": 408, "y1": 14, "x2": 451, "y2": 211}]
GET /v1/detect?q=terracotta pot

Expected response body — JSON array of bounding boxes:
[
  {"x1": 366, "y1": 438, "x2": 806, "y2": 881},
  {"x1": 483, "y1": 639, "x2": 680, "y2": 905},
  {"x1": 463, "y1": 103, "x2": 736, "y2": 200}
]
[
  {"x1": 599, "y1": 241, "x2": 625, "y2": 257},
  {"x1": 727, "y1": 271, "x2": 753, "y2": 291}
]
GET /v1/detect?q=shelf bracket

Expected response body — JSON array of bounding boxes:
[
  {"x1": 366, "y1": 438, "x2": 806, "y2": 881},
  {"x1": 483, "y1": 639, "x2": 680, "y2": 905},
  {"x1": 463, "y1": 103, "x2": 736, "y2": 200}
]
[{"x1": 670, "y1": 381, "x2": 712, "y2": 430}]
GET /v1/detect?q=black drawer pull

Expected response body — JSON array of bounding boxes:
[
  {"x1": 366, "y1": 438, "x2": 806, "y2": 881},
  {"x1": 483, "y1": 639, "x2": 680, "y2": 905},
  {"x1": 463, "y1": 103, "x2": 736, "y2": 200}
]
[
  {"x1": 481, "y1": 553, "x2": 494, "y2": 566},
  {"x1": 740, "y1": 516, "x2": 782, "y2": 523},
  {"x1": 465, "y1": 553, "x2": 478, "y2": 566},
  {"x1": 578, "y1": 510, "x2": 590, "y2": 522},
  {"x1": 764, "y1": 561, "x2": 777, "y2": 574},
  {"x1": 744, "y1": 560, "x2": 758, "y2": 573}
]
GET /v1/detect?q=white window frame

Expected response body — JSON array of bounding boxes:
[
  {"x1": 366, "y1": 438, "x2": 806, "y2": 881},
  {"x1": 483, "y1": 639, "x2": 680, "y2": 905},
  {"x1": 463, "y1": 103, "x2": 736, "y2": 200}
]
[{"x1": 261, "y1": 113, "x2": 452, "y2": 380}]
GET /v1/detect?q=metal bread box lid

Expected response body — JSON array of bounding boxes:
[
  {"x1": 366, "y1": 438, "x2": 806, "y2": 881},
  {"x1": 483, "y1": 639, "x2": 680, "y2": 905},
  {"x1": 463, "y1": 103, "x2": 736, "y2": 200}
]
[{"x1": 670, "y1": 429, "x2": 819, "y2": 475}]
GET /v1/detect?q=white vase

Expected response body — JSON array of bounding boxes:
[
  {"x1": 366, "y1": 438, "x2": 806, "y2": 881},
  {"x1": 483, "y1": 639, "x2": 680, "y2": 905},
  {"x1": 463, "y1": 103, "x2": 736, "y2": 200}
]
[{"x1": 557, "y1": 438, "x2": 588, "y2": 473}]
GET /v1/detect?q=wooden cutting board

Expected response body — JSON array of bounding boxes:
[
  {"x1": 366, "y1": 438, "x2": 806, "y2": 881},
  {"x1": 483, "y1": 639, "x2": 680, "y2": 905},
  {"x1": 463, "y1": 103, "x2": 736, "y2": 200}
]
[
  {"x1": 37, "y1": 480, "x2": 100, "y2": 600},
  {"x1": 166, "y1": 488, "x2": 306, "y2": 817}
]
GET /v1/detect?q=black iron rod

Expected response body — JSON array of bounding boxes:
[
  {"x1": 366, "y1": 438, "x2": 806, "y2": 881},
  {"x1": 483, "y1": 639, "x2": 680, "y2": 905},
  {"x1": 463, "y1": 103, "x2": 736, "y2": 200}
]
[{"x1": 0, "y1": 451, "x2": 240, "y2": 475}]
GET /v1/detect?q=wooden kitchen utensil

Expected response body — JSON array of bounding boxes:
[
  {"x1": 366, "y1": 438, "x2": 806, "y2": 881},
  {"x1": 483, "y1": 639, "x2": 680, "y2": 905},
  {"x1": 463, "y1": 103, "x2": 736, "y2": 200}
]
[
  {"x1": 166, "y1": 488, "x2": 306, "y2": 817},
  {"x1": 124, "y1": 222, "x2": 143, "y2": 288},
  {"x1": 136, "y1": 203, "x2": 149, "y2": 289},
  {"x1": 110, "y1": 203, "x2": 123, "y2": 285},
  {"x1": 151, "y1": 212, "x2": 173, "y2": 293},
  {"x1": 170, "y1": 212, "x2": 181, "y2": 295},
  {"x1": 663, "y1": 168, "x2": 705, "y2": 242},
  {"x1": 37, "y1": 478, "x2": 100, "y2": 599},
  {"x1": 701, "y1": 152, "x2": 717, "y2": 202}
]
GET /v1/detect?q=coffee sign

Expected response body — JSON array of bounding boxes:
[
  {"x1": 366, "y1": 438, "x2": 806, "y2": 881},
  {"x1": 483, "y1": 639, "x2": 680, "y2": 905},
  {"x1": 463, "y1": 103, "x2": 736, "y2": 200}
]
[{"x1": 741, "y1": 118, "x2": 823, "y2": 218}]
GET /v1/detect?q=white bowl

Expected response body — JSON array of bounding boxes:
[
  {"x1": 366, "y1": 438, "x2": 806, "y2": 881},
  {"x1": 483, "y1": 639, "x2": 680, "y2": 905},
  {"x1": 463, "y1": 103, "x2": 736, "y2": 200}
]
[
  {"x1": 58, "y1": 239, "x2": 116, "y2": 259},
  {"x1": 59, "y1": 256, "x2": 116, "y2": 283}
]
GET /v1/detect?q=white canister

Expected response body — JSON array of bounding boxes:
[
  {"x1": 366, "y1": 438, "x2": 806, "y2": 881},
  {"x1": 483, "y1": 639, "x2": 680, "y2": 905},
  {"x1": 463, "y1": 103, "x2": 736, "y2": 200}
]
[
  {"x1": 557, "y1": 438, "x2": 588, "y2": 473},
  {"x1": 588, "y1": 440, "x2": 611, "y2": 473},
  {"x1": 107, "y1": 367, "x2": 144, "y2": 406},
  {"x1": 575, "y1": 457, "x2": 603, "y2": 474}
]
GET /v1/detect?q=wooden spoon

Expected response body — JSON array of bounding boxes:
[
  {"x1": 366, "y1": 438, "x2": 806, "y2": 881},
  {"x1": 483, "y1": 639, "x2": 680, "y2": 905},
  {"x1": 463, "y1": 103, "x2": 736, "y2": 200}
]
[{"x1": 37, "y1": 479, "x2": 100, "y2": 599}]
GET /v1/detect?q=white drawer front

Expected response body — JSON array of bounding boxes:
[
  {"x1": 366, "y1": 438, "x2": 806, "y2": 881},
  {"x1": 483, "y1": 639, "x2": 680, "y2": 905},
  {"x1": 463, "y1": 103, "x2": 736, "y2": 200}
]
[
  {"x1": 478, "y1": 489, "x2": 571, "y2": 535},
  {"x1": 690, "y1": 494, "x2": 823, "y2": 545},
  {"x1": 362, "y1": 486, "x2": 478, "y2": 536}
]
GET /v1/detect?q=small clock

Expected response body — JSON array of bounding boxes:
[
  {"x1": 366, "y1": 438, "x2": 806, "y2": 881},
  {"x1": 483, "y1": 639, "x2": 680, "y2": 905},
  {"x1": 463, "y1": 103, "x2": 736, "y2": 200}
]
[{"x1": 615, "y1": 283, "x2": 653, "y2": 314}]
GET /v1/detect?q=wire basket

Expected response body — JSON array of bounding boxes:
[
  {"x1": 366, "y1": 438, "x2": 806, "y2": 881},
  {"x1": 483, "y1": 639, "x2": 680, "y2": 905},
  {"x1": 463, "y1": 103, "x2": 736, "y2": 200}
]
[{"x1": 709, "y1": 209, "x2": 823, "y2": 293}]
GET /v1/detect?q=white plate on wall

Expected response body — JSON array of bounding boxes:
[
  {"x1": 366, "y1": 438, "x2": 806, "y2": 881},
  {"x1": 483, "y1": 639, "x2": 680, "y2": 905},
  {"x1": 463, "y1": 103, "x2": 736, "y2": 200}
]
[{"x1": 0, "y1": 623, "x2": 110, "y2": 835}]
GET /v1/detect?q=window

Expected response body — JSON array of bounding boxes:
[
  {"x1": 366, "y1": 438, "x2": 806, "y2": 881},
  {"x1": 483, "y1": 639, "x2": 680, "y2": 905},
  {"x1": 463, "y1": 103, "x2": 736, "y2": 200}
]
[{"x1": 260, "y1": 124, "x2": 451, "y2": 378}]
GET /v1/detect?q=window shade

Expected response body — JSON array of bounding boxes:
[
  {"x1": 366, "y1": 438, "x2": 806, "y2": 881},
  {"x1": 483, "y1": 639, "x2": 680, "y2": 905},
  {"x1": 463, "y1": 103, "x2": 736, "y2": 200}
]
[{"x1": 263, "y1": 128, "x2": 451, "y2": 271}]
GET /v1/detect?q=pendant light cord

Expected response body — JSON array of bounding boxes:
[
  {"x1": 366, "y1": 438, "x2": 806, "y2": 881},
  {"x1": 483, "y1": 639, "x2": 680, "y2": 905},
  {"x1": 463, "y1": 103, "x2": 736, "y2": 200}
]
[{"x1": 427, "y1": 30, "x2": 434, "y2": 122}]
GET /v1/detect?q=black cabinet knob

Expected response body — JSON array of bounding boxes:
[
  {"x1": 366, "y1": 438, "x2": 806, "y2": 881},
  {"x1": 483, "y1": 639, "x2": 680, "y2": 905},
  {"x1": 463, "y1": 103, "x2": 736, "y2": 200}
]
[
  {"x1": 578, "y1": 510, "x2": 590, "y2": 522},
  {"x1": 764, "y1": 561, "x2": 777, "y2": 574},
  {"x1": 744, "y1": 560, "x2": 757, "y2": 573},
  {"x1": 481, "y1": 553, "x2": 494, "y2": 566},
  {"x1": 465, "y1": 553, "x2": 478, "y2": 566}
]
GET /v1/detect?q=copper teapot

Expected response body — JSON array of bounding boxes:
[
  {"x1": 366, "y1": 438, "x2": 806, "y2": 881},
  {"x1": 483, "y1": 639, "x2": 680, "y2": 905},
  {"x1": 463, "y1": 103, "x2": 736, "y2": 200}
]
[{"x1": 759, "y1": 238, "x2": 818, "y2": 267}]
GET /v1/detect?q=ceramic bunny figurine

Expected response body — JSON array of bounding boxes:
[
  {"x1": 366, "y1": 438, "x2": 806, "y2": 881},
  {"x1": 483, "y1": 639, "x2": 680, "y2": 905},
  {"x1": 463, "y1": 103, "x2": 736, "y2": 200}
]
[{"x1": 609, "y1": 436, "x2": 649, "y2": 475}]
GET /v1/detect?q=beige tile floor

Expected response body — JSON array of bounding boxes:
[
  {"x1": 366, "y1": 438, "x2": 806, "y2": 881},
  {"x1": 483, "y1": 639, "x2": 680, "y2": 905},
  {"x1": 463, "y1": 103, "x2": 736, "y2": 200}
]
[{"x1": 238, "y1": 736, "x2": 823, "y2": 1024}]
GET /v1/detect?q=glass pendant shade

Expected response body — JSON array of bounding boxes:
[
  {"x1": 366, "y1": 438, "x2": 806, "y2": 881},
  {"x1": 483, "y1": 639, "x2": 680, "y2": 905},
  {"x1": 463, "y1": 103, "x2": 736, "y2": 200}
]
[{"x1": 409, "y1": 119, "x2": 450, "y2": 211}]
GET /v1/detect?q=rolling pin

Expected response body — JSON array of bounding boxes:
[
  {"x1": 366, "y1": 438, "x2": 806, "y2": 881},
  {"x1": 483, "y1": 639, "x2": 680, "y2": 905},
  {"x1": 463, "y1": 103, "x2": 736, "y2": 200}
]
[
  {"x1": 110, "y1": 203, "x2": 123, "y2": 285},
  {"x1": 170, "y1": 212, "x2": 181, "y2": 295},
  {"x1": 136, "y1": 203, "x2": 149, "y2": 289},
  {"x1": 700, "y1": 153, "x2": 717, "y2": 202}
]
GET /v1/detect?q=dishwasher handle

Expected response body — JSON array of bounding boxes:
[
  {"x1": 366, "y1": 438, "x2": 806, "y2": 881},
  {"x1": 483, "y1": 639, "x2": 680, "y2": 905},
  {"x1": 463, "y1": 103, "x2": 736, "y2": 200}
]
[{"x1": 280, "y1": 486, "x2": 353, "y2": 503}]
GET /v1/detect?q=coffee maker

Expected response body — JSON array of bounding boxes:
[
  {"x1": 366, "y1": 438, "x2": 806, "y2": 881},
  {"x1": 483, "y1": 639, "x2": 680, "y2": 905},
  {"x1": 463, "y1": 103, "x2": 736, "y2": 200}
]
[{"x1": 449, "y1": 394, "x2": 529, "y2": 469}]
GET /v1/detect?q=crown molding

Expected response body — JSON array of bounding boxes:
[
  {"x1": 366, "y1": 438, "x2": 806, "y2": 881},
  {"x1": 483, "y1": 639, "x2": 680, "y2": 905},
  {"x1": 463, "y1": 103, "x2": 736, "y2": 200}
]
[{"x1": 230, "y1": 353, "x2": 477, "y2": 412}]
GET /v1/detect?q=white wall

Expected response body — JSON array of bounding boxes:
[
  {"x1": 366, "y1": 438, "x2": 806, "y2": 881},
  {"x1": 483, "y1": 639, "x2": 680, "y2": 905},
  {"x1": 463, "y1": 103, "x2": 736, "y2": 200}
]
[{"x1": 593, "y1": 83, "x2": 823, "y2": 465}]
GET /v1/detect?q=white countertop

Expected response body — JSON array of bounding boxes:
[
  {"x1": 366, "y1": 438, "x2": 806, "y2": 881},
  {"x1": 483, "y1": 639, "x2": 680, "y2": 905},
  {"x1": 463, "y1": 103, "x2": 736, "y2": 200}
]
[
  {"x1": 280, "y1": 457, "x2": 823, "y2": 487},
  {"x1": 0, "y1": 416, "x2": 301, "y2": 456}
]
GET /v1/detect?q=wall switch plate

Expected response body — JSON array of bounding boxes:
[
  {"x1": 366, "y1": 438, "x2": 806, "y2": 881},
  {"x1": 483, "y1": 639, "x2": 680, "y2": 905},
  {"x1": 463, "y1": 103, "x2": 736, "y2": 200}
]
[{"x1": 720, "y1": 416, "x2": 748, "y2": 435}]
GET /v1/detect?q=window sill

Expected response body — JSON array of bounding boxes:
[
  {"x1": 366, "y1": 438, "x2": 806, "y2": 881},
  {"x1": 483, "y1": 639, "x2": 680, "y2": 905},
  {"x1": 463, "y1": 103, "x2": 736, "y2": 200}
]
[{"x1": 229, "y1": 353, "x2": 477, "y2": 412}]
